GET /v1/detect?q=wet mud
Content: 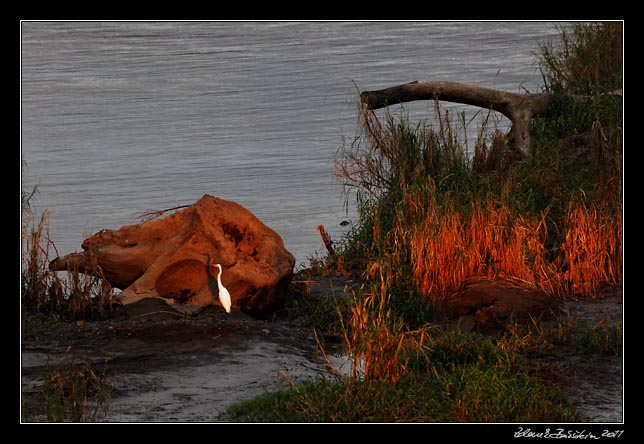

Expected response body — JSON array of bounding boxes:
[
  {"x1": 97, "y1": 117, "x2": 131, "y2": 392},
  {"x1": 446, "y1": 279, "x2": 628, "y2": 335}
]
[{"x1": 21, "y1": 278, "x2": 623, "y2": 423}]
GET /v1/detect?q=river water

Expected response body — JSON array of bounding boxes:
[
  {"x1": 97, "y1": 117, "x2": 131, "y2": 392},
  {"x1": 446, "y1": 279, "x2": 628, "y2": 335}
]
[{"x1": 21, "y1": 21, "x2": 563, "y2": 266}]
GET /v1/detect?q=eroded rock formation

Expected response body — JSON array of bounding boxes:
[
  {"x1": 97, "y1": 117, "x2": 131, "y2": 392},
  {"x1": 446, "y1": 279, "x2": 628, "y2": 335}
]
[{"x1": 50, "y1": 194, "x2": 295, "y2": 317}]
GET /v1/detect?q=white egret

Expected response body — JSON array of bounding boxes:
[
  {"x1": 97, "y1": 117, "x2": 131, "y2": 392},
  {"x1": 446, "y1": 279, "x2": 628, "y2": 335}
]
[{"x1": 213, "y1": 263, "x2": 232, "y2": 314}]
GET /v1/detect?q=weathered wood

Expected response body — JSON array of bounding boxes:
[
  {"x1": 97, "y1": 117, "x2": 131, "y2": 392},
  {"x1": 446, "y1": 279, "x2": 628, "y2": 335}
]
[
  {"x1": 360, "y1": 80, "x2": 555, "y2": 157},
  {"x1": 316, "y1": 224, "x2": 335, "y2": 255}
]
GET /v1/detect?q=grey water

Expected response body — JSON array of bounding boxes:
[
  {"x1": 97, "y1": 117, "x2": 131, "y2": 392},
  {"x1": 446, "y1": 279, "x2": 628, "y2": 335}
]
[{"x1": 21, "y1": 21, "x2": 563, "y2": 266}]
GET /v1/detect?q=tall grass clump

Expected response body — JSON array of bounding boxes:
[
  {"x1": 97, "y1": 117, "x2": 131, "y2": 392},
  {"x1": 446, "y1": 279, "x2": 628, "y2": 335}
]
[
  {"x1": 340, "y1": 267, "x2": 433, "y2": 383},
  {"x1": 335, "y1": 102, "x2": 482, "y2": 290},
  {"x1": 530, "y1": 21, "x2": 622, "y2": 205},
  {"x1": 561, "y1": 200, "x2": 622, "y2": 296},
  {"x1": 21, "y1": 183, "x2": 114, "y2": 322},
  {"x1": 538, "y1": 22, "x2": 622, "y2": 96},
  {"x1": 22, "y1": 359, "x2": 111, "y2": 422},
  {"x1": 530, "y1": 21, "x2": 622, "y2": 296},
  {"x1": 409, "y1": 199, "x2": 568, "y2": 302},
  {"x1": 336, "y1": 101, "x2": 562, "y2": 308}
]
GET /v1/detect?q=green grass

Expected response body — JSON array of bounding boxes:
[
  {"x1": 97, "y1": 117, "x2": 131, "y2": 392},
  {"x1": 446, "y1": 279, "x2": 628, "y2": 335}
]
[
  {"x1": 537, "y1": 22, "x2": 622, "y2": 96},
  {"x1": 550, "y1": 314, "x2": 623, "y2": 356},
  {"x1": 224, "y1": 328, "x2": 581, "y2": 423},
  {"x1": 305, "y1": 292, "x2": 355, "y2": 339},
  {"x1": 561, "y1": 324, "x2": 622, "y2": 356},
  {"x1": 498, "y1": 311, "x2": 622, "y2": 357},
  {"x1": 21, "y1": 310, "x2": 51, "y2": 340},
  {"x1": 22, "y1": 359, "x2": 111, "y2": 423}
]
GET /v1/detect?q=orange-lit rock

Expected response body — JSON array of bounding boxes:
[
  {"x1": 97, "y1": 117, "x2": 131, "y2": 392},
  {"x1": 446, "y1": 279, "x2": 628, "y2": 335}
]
[
  {"x1": 50, "y1": 194, "x2": 295, "y2": 318},
  {"x1": 450, "y1": 280, "x2": 555, "y2": 331}
]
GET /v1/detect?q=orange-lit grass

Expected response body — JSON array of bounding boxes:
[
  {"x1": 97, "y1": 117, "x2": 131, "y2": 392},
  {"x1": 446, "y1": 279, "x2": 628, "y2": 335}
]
[
  {"x1": 336, "y1": 263, "x2": 432, "y2": 384},
  {"x1": 343, "y1": 292, "x2": 431, "y2": 384},
  {"x1": 410, "y1": 199, "x2": 559, "y2": 302},
  {"x1": 562, "y1": 202, "x2": 622, "y2": 296},
  {"x1": 410, "y1": 198, "x2": 621, "y2": 303}
]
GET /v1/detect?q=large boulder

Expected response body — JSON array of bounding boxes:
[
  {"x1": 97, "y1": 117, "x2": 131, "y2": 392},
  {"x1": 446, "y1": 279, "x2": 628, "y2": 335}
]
[{"x1": 50, "y1": 194, "x2": 296, "y2": 318}]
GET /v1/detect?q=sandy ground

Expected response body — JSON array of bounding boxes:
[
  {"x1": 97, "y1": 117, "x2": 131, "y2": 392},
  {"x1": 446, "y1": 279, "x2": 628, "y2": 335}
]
[{"x1": 21, "y1": 277, "x2": 623, "y2": 423}]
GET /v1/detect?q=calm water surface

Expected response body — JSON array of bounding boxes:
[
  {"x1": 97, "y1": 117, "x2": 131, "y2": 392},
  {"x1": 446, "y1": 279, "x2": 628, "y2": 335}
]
[{"x1": 21, "y1": 21, "x2": 562, "y2": 265}]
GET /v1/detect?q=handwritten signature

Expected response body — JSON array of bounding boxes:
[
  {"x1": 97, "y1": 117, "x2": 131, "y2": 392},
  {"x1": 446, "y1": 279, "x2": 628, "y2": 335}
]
[{"x1": 514, "y1": 427, "x2": 624, "y2": 439}]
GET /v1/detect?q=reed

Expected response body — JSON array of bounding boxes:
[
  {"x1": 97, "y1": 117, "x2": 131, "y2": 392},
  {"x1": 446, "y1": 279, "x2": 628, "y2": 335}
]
[
  {"x1": 538, "y1": 22, "x2": 622, "y2": 96},
  {"x1": 409, "y1": 197, "x2": 622, "y2": 302},
  {"x1": 22, "y1": 359, "x2": 111, "y2": 422},
  {"x1": 408, "y1": 196, "x2": 561, "y2": 302},
  {"x1": 21, "y1": 197, "x2": 115, "y2": 322},
  {"x1": 21, "y1": 210, "x2": 61, "y2": 313},
  {"x1": 561, "y1": 201, "x2": 622, "y2": 296},
  {"x1": 341, "y1": 271, "x2": 432, "y2": 383}
]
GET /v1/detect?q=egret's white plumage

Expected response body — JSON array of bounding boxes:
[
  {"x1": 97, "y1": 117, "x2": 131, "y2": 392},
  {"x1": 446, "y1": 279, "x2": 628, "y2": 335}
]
[{"x1": 214, "y1": 263, "x2": 232, "y2": 314}]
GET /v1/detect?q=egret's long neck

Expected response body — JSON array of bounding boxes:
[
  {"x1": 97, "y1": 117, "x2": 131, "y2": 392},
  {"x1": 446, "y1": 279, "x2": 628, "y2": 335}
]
[{"x1": 216, "y1": 266, "x2": 223, "y2": 284}]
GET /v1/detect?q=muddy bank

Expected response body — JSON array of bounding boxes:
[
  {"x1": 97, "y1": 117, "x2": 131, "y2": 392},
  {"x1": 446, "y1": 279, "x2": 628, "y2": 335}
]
[
  {"x1": 21, "y1": 299, "x2": 338, "y2": 422},
  {"x1": 21, "y1": 277, "x2": 622, "y2": 423},
  {"x1": 104, "y1": 328, "x2": 324, "y2": 422},
  {"x1": 537, "y1": 290, "x2": 624, "y2": 423}
]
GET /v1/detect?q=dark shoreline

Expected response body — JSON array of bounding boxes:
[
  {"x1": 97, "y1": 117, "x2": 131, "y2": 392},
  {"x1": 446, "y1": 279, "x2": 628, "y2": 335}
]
[{"x1": 21, "y1": 272, "x2": 623, "y2": 423}]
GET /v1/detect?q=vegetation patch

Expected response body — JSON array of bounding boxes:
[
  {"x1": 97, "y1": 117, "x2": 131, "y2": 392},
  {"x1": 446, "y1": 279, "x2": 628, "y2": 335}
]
[
  {"x1": 225, "y1": 328, "x2": 581, "y2": 423},
  {"x1": 22, "y1": 359, "x2": 111, "y2": 423}
]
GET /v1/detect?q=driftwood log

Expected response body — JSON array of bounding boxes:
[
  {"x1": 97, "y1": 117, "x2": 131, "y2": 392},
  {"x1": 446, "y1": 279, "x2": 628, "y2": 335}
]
[
  {"x1": 360, "y1": 80, "x2": 622, "y2": 157},
  {"x1": 360, "y1": 81, "x2": 553, "y2": 157}
]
